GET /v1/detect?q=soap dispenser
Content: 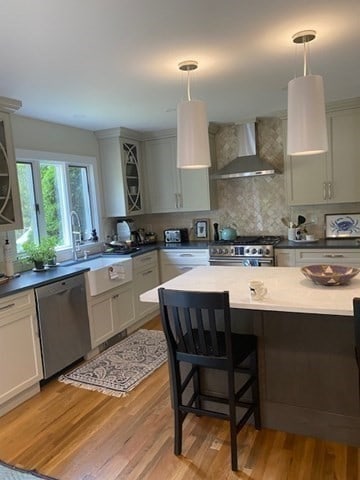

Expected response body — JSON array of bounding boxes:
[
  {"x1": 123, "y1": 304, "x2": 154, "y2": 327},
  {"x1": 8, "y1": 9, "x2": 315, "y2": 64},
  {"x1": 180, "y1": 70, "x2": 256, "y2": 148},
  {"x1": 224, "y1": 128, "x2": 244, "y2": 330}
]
[{"x1": 3, "y1": 236, "x2": 14, "y2": 277}]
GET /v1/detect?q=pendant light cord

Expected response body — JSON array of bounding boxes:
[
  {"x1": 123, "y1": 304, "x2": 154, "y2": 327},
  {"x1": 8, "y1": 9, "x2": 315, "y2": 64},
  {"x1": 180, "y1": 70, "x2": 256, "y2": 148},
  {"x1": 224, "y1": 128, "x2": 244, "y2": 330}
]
[
  {"x1": 303, "y1": 41, "x2": 312, "y2": 76},
  {"x1": 187, "y1": 70, "x2": 192, "y2": 101}
]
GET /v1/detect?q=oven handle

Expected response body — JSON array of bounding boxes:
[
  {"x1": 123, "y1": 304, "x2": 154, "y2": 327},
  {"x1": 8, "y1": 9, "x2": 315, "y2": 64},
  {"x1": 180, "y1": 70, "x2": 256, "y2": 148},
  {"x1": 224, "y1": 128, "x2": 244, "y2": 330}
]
[{"x1": 209, "y1": 258, "x2": 274, "y2": 266}]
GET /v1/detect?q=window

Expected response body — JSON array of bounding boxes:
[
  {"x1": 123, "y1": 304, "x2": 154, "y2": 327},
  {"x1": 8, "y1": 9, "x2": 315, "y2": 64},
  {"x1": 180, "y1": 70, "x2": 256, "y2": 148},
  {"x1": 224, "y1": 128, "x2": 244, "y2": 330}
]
[{"x1": 15, "y1": 150, "x2": 99, "y2": 255}]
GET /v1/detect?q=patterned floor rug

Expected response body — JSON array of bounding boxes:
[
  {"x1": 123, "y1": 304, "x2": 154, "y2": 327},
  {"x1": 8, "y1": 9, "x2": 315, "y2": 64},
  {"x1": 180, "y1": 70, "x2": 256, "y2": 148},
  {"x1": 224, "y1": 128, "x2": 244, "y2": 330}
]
[
  {"x1": 58, "y1": 329, "x2": 167, "y2": 397},
  {"x1": 0, "y1": 460, "x2": 57, "y2": 480}
]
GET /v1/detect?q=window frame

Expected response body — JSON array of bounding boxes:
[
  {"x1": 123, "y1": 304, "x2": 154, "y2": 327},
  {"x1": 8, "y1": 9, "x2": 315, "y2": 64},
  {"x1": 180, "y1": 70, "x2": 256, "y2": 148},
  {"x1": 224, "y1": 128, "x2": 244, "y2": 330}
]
[{"x1": 15, "y1": 149, "x2": 101, "y2": 259}]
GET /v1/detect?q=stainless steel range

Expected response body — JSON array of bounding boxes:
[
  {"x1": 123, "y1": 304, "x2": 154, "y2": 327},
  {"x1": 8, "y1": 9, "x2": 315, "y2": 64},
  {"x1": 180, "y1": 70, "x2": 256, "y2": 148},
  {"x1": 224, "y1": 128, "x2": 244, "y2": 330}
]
[{"x1": 209, "y1": 236, "x2": 281, "y2": 266}]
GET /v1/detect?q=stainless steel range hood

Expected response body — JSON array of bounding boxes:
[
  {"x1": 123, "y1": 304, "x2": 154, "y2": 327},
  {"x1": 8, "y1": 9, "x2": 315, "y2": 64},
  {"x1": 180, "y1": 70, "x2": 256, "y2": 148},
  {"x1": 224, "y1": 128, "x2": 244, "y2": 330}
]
[{"x1": 211, "y1": 122, "x2": 276, "y2": 179}]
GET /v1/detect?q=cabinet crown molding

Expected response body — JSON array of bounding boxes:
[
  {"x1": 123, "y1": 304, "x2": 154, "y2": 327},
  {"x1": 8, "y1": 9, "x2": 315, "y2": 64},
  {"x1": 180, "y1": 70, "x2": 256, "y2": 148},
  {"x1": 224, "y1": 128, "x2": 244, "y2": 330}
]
[
  {"x1": 279, "y1": 96, "x2": 360, "y2": 119},
  {"x1": 95, "y1": 126, "x2": 143, "y2": 140},
  {"x1": 0, "y1": 96, "x2": 22, "y2": 113}
]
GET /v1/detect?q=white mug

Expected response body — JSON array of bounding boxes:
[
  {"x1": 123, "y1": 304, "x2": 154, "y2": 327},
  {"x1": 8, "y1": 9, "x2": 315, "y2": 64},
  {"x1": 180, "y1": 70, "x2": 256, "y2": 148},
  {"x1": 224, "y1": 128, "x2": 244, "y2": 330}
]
[{"x1": 249, "y1": 280, "x2": 267, "y2": 300}]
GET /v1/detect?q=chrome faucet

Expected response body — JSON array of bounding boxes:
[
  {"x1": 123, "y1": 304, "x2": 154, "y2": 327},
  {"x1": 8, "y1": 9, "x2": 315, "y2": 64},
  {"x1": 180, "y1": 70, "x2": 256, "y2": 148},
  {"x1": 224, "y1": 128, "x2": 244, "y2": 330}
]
[{"x1": 70, "y1": 210, "x2": 82, "y2": 261}]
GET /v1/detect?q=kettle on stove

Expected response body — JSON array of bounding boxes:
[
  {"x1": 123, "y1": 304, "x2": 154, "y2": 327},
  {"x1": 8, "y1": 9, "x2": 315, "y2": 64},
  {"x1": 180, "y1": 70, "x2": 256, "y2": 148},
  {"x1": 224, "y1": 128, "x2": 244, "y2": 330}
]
[{"x1": 219, "y1": 226, "x2": 237, "y2": 241}]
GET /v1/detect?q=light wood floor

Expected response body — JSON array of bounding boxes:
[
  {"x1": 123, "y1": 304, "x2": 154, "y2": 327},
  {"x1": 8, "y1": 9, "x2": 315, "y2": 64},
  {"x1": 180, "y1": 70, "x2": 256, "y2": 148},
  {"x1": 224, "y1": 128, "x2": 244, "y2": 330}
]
[{"x1": 0, "y1": 316, "x2": 359, "y2": 480}]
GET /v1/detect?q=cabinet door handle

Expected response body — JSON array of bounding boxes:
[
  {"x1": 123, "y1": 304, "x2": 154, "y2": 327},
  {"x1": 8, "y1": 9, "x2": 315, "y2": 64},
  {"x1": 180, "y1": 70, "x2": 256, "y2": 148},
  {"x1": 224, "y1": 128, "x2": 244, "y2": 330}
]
[
  {"x1": 322, "y1": 254, "x2": 344, "y2": 258},
  {"x1": 0, "y1": 302, "x2": 15, "y2": 311},
  {"x1": 323, "y1": 182, "x2": 327, "y2": 200},
  {"x1": 142, "y1": 270, "x2": 153, "y2": 276},
  {"x1": 112, "y1": 294, "x2": 119, "y2": 299},
  {"x1": 174, "y1": 193, "x2": 178, "y2": 208},
  {"x1": 327, "y1": 182, "x2": 332, "y2": 199}
]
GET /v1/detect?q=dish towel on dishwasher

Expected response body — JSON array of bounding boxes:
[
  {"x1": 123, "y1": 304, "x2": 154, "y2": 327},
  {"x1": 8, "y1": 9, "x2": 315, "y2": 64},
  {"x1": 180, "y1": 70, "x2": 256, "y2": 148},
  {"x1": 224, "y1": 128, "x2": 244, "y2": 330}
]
[{"x1": 108, "y1": 265, "x2": 125, "y2": 280}]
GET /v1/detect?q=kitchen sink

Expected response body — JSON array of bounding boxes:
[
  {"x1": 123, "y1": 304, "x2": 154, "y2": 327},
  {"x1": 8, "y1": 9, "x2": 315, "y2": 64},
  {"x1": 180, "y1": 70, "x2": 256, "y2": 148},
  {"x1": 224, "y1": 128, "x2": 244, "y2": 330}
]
[
  {"x1": 59, "y1": 254, "x2": 103, "y2": 267},
  {"x1": 60, "y1": 255, "x2": 133, "y2": 295}
]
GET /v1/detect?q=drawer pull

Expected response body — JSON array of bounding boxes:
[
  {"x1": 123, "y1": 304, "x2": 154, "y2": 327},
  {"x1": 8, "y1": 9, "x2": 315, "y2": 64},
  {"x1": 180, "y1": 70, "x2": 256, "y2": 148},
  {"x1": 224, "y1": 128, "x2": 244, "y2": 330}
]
[
  {"x1": 0, "y1": 302, "x2": 15, "y2": 311},
  {"x1": 142, "y1": 270, "x2": 153, "y2": 276},
  {"x1": 140, "y1": 256, "x2": 152, "y2": 263},
  {"x1": 180, "y1": 253, "x2": 194, "y2": 257},
  {"x1": 322, "y1": 254, "x2": 344, "y2": 258}
]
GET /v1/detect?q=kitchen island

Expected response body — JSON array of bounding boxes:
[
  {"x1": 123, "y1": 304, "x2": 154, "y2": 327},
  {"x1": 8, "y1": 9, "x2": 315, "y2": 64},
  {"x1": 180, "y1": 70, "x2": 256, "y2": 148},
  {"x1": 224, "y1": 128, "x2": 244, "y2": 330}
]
[{"x1": 140, "y1": 266, "x2": 360, "y2": 446}]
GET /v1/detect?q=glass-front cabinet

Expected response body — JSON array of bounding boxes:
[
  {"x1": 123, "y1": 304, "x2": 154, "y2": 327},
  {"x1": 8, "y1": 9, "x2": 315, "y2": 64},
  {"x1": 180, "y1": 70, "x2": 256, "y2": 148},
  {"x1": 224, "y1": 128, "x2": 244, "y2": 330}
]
[
  {"x1": 96, "y1": 128, "x2": 145, "y2": 217},
  {"x1": 0, "y1": 109, "x2": 23, "y2": 230},
  {"x1": 123, "y1": 141, "x2": 142, "y2": 213}
]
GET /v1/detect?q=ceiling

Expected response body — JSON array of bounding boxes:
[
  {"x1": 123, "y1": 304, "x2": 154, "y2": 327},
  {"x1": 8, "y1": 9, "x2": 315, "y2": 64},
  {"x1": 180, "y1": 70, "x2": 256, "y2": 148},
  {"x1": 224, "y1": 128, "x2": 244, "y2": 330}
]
[{"x1": 1, "y1": 0, "x2": 359, "y2": 132}]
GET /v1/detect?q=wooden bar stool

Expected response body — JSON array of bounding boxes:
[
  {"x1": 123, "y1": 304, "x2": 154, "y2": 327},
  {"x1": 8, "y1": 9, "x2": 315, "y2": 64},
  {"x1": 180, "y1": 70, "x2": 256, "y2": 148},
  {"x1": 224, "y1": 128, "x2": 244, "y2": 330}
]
[
  {"x1": 158, "y1": 288, "x2": 261, "y2": 471},
  {"x1": 353, "y1": 298, "x2": 360, "y2": 391}
]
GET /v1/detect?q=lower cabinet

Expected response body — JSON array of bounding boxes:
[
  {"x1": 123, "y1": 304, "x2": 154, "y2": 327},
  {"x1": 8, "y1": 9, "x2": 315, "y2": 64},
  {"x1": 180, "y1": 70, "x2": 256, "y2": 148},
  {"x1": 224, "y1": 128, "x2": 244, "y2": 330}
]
[
  {"x1": 133, "y1": 251, "x2": 159, "y2": 321},
  {"x1": 275, "y1": 249, "x2": 296, "y2": 266},
  {"x1": 160, "y1": 249, "x2": 209, "y2": 282},
  {"x1": 87, "y1": 282, "x2": 135, "y2": 349},
  {"x1": 275, "y1": 248, "x2": 360, "y2": 267},
  {"x1": 295, "y1": 248, "x2": 360, "y2": 267},
  {"x1": 0, "y1": 290, "x2": 43, "y2": 415}
]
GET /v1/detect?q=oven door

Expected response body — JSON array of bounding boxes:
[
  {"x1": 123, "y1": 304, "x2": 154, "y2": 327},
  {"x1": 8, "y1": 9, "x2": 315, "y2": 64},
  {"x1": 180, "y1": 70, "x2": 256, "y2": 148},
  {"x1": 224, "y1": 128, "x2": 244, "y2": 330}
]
[{"x1": 209, "y1": 257, "x2": 274, "y2": 267}]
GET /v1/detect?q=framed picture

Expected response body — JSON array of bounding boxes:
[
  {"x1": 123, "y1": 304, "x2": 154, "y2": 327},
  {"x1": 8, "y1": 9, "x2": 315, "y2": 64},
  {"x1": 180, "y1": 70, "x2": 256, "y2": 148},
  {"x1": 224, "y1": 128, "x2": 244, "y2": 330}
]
[
  {"x1": 325, "y1": 213, "x2": 360, "y2": 238},
  {"x1": 194, "y1": 219, "x2": 209, "y2": 240}
]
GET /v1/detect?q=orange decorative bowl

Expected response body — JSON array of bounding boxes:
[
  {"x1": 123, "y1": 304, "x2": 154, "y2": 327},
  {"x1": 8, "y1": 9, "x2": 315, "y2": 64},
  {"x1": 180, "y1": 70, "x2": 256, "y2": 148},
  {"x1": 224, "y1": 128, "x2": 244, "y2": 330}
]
[{"x1": 301, "y1": 264, "x2": 360, "y2": 286}]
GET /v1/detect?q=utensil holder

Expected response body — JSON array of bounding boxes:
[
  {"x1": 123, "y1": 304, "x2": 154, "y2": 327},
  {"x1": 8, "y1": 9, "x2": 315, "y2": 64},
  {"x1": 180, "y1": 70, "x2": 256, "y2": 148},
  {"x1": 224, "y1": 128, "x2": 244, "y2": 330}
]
[{"x1": 288, "y1": 228, "x2": 296, "y2": 241}]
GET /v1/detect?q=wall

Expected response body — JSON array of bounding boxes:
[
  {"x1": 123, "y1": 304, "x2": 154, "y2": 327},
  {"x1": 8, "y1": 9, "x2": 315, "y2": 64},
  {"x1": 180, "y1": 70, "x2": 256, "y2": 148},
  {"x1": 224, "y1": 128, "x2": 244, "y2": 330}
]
[
  {"x1": 133, "y1": 117, "x2": 288, "y2": 241},
  {"x1": 132, "y1": 116, "x2": 360, "y2": 242},
  {"x1": 0, "y1": 114, "x2": 106, "y2": 269},
  {"x1": 11, "y1": 115, "x2": 99, "y2": 156}
]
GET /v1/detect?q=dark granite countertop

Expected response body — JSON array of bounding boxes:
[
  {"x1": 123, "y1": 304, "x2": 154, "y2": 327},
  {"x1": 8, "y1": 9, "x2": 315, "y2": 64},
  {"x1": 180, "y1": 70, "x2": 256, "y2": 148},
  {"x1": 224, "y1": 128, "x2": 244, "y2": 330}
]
[
  {"x1": 2, "y1": 238, "x2": 359, "y2": 299},
  {"x1": 276, "y1": 238, "x2": 360, "y2": 249},
  {"x1": 0, "y1": 264, "x2": 90, "y2": 299},
  {"x1": 0, "y1": 242, "x2": 209, "y2": 299}
]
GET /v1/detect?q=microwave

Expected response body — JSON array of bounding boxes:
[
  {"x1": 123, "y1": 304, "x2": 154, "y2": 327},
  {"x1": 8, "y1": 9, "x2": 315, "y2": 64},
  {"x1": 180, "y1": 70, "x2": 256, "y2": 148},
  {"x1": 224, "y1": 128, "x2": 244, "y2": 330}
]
[{"x1": 164, "y1": 228, "x2": 189, "y2": 243}]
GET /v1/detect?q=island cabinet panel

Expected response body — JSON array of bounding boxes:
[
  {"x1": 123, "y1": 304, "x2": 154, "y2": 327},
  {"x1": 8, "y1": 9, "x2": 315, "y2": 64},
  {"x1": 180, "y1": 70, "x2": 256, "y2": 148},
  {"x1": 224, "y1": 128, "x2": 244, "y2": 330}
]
[
  {"x1": 284, "y1": 105, "x2": 360, "y2": 205},
  {"x1": 259, "y1": 311, "x2": 360, "y2": 445}
]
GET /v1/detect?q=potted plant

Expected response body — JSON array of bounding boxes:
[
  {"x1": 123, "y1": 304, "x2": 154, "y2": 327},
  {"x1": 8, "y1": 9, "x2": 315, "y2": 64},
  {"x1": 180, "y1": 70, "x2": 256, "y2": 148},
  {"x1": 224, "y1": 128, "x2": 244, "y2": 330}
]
[{"x1": 22, "y1": 237, "x2": 57, "y2": 270}]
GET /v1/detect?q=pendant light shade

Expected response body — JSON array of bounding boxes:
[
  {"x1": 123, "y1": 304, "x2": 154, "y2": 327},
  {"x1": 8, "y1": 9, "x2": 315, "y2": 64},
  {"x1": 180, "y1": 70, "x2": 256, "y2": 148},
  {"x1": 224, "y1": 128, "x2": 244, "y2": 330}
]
[
  {"x1": 177, "y1": 60, "x2": 211, "y2": 169},
  {"x1": 287, "y1": 30, "x2": 328, "y2": 156},
  {"x1": 177, "y1": 99, "x2": 211, "y2": 168}
]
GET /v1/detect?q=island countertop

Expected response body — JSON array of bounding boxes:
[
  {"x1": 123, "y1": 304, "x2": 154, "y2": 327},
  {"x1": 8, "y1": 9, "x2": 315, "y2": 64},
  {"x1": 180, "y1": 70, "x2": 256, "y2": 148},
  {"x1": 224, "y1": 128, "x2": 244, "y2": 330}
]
[{"x1": 140, "y1": 266, "x2": 359, "y2": 316}]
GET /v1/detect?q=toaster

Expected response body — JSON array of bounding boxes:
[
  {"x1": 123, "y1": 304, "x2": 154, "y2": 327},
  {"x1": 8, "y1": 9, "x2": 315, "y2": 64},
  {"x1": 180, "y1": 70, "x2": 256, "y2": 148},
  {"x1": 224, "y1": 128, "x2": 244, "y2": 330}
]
[{"x1": 164, "y1": 228, "x2": 189, "y2": 243}]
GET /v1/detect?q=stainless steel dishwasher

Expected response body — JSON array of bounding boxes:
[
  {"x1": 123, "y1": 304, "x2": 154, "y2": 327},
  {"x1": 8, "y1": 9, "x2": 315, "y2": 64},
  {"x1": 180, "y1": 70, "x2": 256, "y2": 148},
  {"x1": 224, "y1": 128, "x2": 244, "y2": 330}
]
[{"x1": 35, "y1": 273, "x2": 91, "y2": 379}]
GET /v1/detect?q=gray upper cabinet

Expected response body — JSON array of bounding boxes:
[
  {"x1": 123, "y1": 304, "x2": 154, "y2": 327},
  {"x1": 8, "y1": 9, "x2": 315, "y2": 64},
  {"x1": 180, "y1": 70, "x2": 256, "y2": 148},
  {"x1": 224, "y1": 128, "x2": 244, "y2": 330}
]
[
  {"x1": 0, "y1": 106, "x2": 23, "y2": 231},
  {"x1": 96, "y1": 128, "x2": 145, "y2": 217},
  {"x1": 143, "y1": 129, "x2": 216, "y2": 214},
  {"x1": 284, "y1": 101, "x2": 360, "y2": 206}
]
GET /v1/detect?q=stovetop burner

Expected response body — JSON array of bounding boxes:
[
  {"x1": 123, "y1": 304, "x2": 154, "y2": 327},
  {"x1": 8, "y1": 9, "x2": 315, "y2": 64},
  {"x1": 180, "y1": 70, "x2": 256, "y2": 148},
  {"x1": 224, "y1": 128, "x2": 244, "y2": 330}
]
[{"x1": 210, "y1": 235, "x2": 281, "y2": 246}]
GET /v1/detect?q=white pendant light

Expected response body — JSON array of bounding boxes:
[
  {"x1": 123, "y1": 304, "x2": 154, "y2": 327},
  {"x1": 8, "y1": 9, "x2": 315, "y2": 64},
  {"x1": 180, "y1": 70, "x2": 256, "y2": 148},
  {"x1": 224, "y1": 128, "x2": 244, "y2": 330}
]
[
  {"x1": 177, "y1": 60, "x2": 211, "y2": 169},
  {"x1": 287, "y1": 30, "x2": 328, "y2": 156}
]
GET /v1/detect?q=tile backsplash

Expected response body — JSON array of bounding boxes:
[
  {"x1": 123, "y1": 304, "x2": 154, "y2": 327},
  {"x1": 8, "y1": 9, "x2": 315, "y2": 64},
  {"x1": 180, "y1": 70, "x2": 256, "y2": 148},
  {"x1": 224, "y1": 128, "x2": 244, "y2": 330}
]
[{"x1": 107, "y1": 117, "x2": 360, "y2": 242}]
